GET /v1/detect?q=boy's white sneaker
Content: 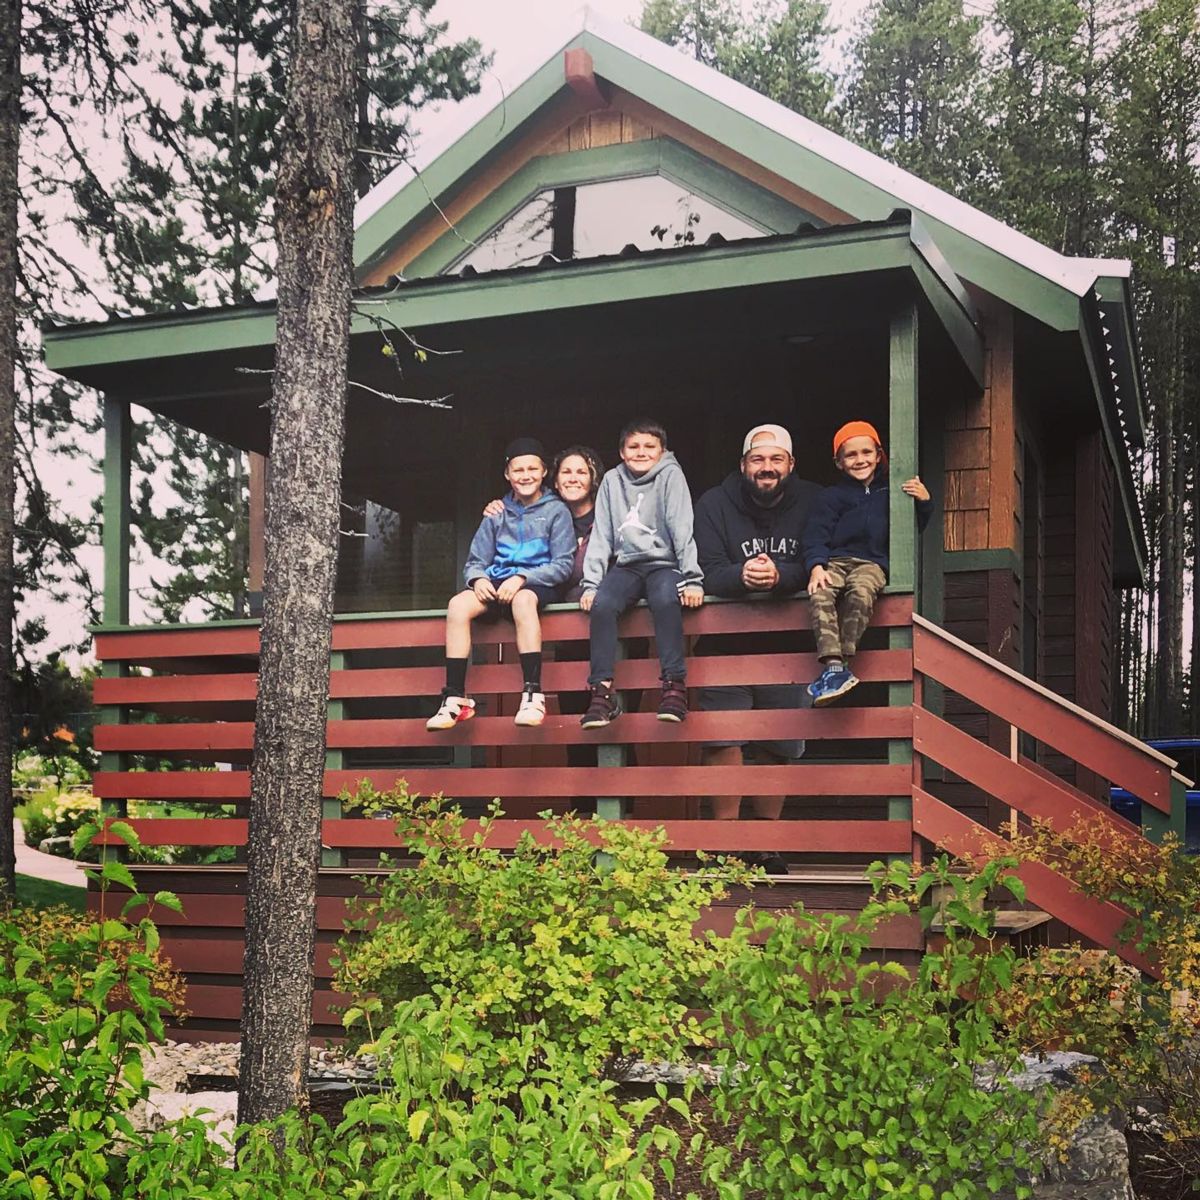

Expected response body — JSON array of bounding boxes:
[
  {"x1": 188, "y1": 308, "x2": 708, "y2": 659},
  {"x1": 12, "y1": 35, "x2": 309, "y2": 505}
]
[
  {"x1": 426, "y1": 694, "x2": 476, "y2": 731},
  {"x1": 514, "y1": 689, "x2": 546, "y2": 727}
]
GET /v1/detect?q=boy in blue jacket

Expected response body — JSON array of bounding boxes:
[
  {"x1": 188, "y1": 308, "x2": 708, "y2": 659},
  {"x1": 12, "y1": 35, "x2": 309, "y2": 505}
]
[
  {"x1": 427, "y1": 437, "x2": 575, "y2": 730},
  {"x1": 802, "y1": 420, "x2": 932, "y2": 705}
]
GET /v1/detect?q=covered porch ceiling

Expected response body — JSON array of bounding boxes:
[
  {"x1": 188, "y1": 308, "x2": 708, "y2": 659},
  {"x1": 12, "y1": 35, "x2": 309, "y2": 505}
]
[{"x1": 44, "y1": 213, "x2": 983, "y2": 512}]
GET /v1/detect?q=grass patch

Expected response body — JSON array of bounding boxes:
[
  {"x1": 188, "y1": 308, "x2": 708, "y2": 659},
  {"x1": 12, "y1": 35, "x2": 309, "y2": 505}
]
[{"x1": 15, "y1": 873, "x2": 87, "y2": 912}]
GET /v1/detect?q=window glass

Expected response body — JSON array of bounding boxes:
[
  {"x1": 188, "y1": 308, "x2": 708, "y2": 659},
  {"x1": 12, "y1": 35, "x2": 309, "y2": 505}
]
[{"x1": 453, "y1": 173, "x2": 766, "y2": 273}]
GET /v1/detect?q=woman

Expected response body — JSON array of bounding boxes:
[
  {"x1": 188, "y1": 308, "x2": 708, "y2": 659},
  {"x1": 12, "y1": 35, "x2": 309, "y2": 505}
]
[{"x1": 483, "y1": 444, "x2": 604, "y2": 602}]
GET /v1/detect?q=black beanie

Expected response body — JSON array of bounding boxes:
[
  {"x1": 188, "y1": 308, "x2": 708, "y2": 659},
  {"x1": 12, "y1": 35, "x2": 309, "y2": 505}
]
[{"x1": 504, "y1": 436, "x2": 546, "y2": 464}]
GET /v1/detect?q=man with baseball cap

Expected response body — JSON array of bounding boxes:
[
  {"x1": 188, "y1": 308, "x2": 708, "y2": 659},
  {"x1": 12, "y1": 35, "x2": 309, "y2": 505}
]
[{"x1": 692, "y1": 423, "x2": 822, "y2": 872}]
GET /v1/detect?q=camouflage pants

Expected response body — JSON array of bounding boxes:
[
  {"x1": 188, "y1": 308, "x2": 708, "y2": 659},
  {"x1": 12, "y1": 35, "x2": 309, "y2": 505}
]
[{"x1": 807, "y1": 556, "x2": 888, "y2": 661}]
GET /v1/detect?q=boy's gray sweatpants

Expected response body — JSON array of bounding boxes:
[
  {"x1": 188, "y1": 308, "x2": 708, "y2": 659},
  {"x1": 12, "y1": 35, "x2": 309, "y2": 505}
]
[{"x1": 807, "y1": 556, "x2": 887, "y2": 661}]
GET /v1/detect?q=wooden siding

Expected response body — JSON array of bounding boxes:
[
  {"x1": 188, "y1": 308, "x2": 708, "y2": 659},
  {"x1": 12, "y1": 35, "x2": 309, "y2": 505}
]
[{"x1": 943, "y1": 303, "x2": 1017, "y2": 554}]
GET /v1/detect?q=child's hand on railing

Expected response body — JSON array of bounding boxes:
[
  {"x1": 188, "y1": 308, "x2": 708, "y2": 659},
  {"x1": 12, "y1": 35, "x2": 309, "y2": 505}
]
[
  {"x1": 681, "y1": 585, "x2": 704, "y2": 609},
  {"x1": 808, "y1": 564, "x2": 833, "y2": 591},
  {"x1": 902, "y1": 476, "x2": 930, "y2": 502}
]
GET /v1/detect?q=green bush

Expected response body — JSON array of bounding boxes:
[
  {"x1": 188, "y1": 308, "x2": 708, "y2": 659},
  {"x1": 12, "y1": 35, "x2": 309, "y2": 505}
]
[
  {"x1": 335, "y1": 785, "x2": 751, "y2": 1081},
  {"x1": 0, "y1": 821, "x2": 187, "y2": 1199},
  {"x1": 16, "y1": 788, "x2": 101, "y2": 860},
  {"x1": 702, "y1": 857, "x2": 1042, "y2": 1200}
]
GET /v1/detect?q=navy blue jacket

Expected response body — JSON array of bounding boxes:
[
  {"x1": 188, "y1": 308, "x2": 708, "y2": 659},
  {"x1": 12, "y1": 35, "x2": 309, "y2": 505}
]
[{"x1": 802, "y1": 469, "x2": 934, "y2": 576}]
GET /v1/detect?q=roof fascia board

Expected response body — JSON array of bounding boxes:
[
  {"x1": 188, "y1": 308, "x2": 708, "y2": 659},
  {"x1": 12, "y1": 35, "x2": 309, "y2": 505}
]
[
  {"x1": 352, "y1": 37, "x2": 585, "y2": 282},
  {"x1": 580, "y1": 29, "x2": 1083, "y2": 333},
  {"x1": 909, "y1": 253, "x2": 984, "y2": 389},
  {"x1": 43, "y1": 306, "x2": 277, "y2": 373},
  {"x1": 356, "y1": 225, "x2": 913, "y2": 330},
  {"x1": 1093, "y1": 275, "x2": 1148, "y2": 445},
  {"x1": 1078, "y1": 299, "x2": 1147, "y2": 586},
  {"x1": 405, "y1": 136, "x2": 813, "y2": 278}
]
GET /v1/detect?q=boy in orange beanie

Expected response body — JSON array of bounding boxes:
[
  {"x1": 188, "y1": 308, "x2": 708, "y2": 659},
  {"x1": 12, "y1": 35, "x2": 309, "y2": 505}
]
[{"x1": 801, "y1": 421, "x2": 932, "y2": 704}]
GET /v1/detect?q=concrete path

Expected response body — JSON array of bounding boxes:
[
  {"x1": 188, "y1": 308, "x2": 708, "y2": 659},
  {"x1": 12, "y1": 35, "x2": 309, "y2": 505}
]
[{"x1": 13, "y1": 819, "x2": 87, "y2": 887}]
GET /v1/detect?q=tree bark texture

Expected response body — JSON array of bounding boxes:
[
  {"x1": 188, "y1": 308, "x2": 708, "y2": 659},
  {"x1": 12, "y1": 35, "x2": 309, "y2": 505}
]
[
  {"x1": 0, "y1": 0, "x2": 19, "y2": 904},
  {"x1": 238, "y1": 0, "x2": 359, "y2": 1126}
]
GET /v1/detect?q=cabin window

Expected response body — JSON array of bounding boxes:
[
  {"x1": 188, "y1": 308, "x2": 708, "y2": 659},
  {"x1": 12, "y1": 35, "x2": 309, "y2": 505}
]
[{"x1": 451, "y1": 174, "x2": 767, "y2": 274}]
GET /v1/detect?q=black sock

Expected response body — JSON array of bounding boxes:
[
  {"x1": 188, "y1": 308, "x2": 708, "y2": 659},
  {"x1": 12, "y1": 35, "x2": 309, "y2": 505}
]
[
  {"x1": 519, "y1": 651, "x2": 542, "y2": 692},
  {"x1": 445, "y1": 656, "x2": 468, "y2": 696}
]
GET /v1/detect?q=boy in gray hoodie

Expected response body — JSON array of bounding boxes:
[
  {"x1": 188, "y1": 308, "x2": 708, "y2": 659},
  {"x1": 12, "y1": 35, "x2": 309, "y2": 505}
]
[
  {"x1": 427, "y1": 437, "x2": 575, "y2": 731},
  {"x1": 579, "y1": 418, "x2": 703, "y2": 726}
]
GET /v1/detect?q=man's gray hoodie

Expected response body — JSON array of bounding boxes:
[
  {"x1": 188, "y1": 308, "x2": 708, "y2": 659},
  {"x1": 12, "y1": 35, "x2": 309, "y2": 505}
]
[{"x1": 580, "y1": 452, "x2": 703, "y2": 593}]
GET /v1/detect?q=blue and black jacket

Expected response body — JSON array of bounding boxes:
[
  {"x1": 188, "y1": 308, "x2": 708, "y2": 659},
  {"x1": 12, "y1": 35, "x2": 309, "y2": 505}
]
[
  {"x1": 802, "y1": 468, "x2": 934, "y2": 576},
  {"x1": 464, "y1": 490, "x2": 575, "y2": 589}
]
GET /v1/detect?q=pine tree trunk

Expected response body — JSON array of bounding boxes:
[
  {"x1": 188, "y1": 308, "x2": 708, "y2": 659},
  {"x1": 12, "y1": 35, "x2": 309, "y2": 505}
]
[
  {"x1": 237, "y1": 0, "x2": 358, "y2": 1126},
  {"x1": 0, "y1": 0, "x2": 19, "y2": 904}
]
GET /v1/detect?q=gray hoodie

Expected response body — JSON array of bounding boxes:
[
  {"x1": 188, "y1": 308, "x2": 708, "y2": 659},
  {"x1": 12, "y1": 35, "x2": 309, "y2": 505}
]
[{"x1": 580, "y1": 451, "x2": 703, "y2": 592}]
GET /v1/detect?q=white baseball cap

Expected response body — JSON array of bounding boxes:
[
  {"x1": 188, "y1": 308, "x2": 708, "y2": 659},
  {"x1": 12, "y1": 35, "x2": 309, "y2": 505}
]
[{"x1": 742, "y1": 423, "x2": 794, "y2": 456}]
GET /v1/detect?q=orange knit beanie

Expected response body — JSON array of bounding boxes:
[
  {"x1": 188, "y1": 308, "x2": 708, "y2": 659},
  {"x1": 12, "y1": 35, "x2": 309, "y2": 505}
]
[{"x1": 833, "y1": 420, "x2": 886, "y2": 461}]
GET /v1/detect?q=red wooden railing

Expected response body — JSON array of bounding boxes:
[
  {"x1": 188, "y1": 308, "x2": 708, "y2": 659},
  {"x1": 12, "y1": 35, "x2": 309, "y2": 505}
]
[
  {"x1": 92, "y1": 595, "x2": 916, "y2": 859},
  {"x1": 87, "y1": 599, "x2": 1186, "y2": 1035},
  {"x1": 910, "y1": 613, "x2": 1182, "y2": 977}
]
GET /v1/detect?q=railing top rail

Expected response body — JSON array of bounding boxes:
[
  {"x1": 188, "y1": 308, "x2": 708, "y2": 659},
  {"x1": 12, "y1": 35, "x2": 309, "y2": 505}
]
[
  {"x1": 911, "y1": 612, "x2": 1177, "y2": 770},
  {"x1": 92, "y1": 591, "x2": 916, "y2": 638}
]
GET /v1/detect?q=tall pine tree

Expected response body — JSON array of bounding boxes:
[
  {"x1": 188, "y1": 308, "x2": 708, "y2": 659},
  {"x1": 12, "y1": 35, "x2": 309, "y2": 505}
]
[{"x1": 843, "y1": 0, "x2": 984, "y2": 194}]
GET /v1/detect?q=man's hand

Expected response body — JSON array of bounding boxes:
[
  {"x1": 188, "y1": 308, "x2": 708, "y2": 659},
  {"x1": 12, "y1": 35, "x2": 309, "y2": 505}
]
[
  {"x1": 807, "y1": 565, "x2": 833, "y2": 592},
  {"x1": 472, "y1": 577, "x2": 498, "y2": 602},
  {"x1": 481, "y1": 498, "x2": 504, "y2": 518},
  {"x1": 742, "y1": 553, "x2": 779, "y2": 591},
  {"x1": 579, "y1": 589, "x2": 595, "y2": 612},
  {"x1": 681, "y1": 584, "x2": 704, "y2": 609},
  {"x1": 496, "y1": 575, "x2": 526, "y2": 604},
  {"x1": 901, "y1": 477, "x2": 931, "y2": 502}
]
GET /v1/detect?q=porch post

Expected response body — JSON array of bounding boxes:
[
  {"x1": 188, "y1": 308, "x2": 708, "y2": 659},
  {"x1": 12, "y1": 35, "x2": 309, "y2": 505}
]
[
  {"x1": 100, "y1": 395, "x2": 132, "y2": 859},
  {"x1": 887, "y1": 303, "x2": 920, "y2": 840},
  {"x1": 888, "y1": 303, "x2": 920, "y2": 599},
  {"x1": 102, "y1": 395, "x2": 131, "y2": 626}
]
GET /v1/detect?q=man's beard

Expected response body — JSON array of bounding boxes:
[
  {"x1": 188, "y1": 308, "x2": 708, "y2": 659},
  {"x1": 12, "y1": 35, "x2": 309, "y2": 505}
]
[{"x1": 746, "y1": 472, "x2": 786, "y2": 505}]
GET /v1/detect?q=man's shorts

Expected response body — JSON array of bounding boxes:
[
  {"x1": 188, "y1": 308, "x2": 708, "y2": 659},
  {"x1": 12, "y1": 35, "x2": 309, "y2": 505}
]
[
  {"x1": 475, "y1": 581, "x2": 561, "y2": 619},
  {"x1": 697, "y1": 683, "x2": 808, "y2": 760}
]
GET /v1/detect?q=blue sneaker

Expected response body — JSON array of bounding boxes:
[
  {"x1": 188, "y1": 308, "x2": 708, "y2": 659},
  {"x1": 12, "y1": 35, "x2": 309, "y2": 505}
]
[{"x1": 807, "y1": 664, "x2": 859, "y2": 706}]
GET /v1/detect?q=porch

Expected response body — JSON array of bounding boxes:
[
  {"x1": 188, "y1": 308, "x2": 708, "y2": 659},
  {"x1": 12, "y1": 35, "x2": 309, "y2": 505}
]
[{"x1": 89, "y1": 592, "x2": 1185, "y2": 1039}]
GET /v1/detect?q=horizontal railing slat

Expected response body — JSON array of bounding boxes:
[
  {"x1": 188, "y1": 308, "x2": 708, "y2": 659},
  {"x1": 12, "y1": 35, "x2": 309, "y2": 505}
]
[
  {"x1": 94, "y1": 596, "x2": 916, "y2": 664},
  {"x1": 913, "y1": 623, "x2": 1171, "y2": 811},
  {"x1": 95, "y1": 706, "x2": 912, "y2": 755},
  {"x1": 99, "y1": 816, "x2": 914, "y2": 854},
  {"x1": 94, "y1": 649, "x2": 912, "y2": 706},
  {"x1": 94, "y1": 763, "x2": 912, "y2": 800}
]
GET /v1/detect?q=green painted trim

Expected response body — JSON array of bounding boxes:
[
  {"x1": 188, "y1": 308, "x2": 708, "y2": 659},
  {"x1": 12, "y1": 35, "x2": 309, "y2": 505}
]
[
  {"x1": 1142, "y1": 776, "x2": 1187, "y2": 845},
  {"x1": 888, "y1": 304, "x2": 919, "y2": 595},
  {"x1": 1093, "y1": 275, "x2": 1148, "y2": 438},
  {"x1": 354, "y1": 44, "x2": 584, "y2": 280},
  {"x1": 910, "y1": 252, "x2": 984, "y2": 389},
  {"x1": 406, "y1": 137, "x2": 813, "y2": 278},
  {"x1": 942, "y1": 548, "x2": 1021, "y2": 575},
  {"x1": 45, "y1": 306, "x2": 277, "y2": 372},
  {"x1": 363, "y1": 223, "x2": 912, "y2": 331},
  {"x1": 580, "y1": 31, "x2": 1083, "y2": 333},
  {"x1": 324, "y1": 653, "x2": 347, "y2": 867},
  {"x1": 103, "y1": 398, "x2": 131, "y2": 627}
]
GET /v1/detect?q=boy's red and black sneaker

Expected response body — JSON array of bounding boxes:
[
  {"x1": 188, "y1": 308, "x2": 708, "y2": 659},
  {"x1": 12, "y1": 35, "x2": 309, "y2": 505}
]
[
  {"x1": 580, "y1": 682, "x2": 621, "y2": 729},
  {"x1": 657, "y1": 679, "x2": 688, "y2": 723}
]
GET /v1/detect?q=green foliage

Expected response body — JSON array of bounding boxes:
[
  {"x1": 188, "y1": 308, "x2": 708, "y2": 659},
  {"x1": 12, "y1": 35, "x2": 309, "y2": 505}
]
[
  {"x1": 844, "y1": 0, "x2": 986, "y2": 192},
  {"x1": 642, "y1": 0, "x2": 838, "y2": 124},
  {"x1": 335, "y1": 785, "x2": 751, "y2": 1081},
  {"x1": 17, "y1": 789, "x2": 100, "y2": 859},
  {"x1": 0, "y1": 827, "x2": 188, "y2": 1199},
  {"x1": 703, "y1": 856, "x2": 1041, "y2": 1199}
]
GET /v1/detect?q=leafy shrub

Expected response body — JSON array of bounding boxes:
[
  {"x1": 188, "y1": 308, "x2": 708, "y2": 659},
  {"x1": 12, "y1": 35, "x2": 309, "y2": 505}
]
[
  {"x1": 0, "y1": 821, "x2": 187, "y2": 1199},
  {"x1": 17, "y1": 788, "x2": 102, "y2": 859},
  {"x1": 703, "y1": 857, "x2": 1041, "y2": 1200},
  {"x1": 335, "y1": 784, "x2": 750, "y2": 1081}
]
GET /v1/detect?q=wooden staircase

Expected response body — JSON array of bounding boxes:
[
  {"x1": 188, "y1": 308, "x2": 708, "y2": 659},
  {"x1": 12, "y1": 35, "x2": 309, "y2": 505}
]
[{"x1": 909, "y1": 614, "x2": 1185, "y2": 978}]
